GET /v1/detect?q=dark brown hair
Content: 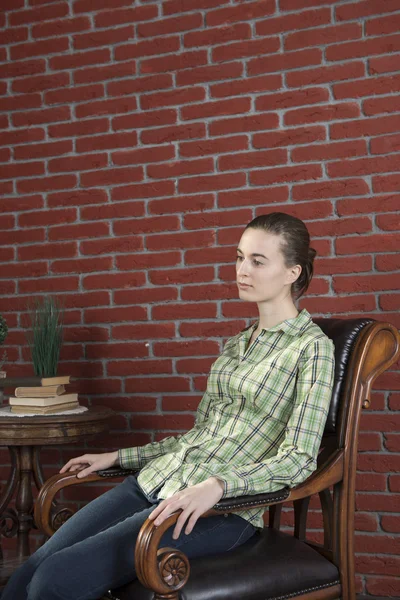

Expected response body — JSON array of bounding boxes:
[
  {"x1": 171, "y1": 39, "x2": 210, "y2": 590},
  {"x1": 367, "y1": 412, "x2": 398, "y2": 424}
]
[{"x1": 245, "y1": 212, "x2": 316, "y2": 298}]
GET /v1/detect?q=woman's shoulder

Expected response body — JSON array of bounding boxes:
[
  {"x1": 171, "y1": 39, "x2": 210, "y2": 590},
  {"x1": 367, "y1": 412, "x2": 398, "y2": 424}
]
[{"x1": 300, "y1": 318, "x2": 335, "y2": 360}]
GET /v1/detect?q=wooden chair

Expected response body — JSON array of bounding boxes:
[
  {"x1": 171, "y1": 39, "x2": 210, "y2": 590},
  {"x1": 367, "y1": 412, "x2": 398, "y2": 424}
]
[{"x1": 35, "y1": 318, "x2": 400, "y2": 600}]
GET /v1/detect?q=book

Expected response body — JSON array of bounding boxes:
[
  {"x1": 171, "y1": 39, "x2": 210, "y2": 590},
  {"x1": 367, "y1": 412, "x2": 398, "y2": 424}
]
[
  {"x1": 9, "y1": 393, "x2": 78, "y2": 407},
  {"x1": 11, "y1": 401, "x2": 80, "y2": 415},
  {"x1": 15, "y1": 385, "x2": 66, "y2": 398},
  {"x1": 0, "y1": 376, "x2": 72, "y2": 389}
]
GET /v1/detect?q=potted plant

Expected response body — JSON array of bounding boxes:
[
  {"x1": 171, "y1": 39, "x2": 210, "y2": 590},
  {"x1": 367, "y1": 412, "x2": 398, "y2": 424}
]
[
  {"x1": 26, "y1": 297, "x2": 64, "y2": 377},
  {"x1": 0, "y1": 314, "x2": 8, "y2": 378}
]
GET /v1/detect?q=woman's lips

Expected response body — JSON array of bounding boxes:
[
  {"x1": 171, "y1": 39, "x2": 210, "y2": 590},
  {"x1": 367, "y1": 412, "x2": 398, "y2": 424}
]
[{"x1": 237, "y1": 282, "x2": 252, "y2": 289}]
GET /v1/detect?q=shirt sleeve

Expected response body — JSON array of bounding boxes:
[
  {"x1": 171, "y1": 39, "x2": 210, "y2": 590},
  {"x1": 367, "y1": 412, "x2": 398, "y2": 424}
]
[
  {"x1": 209, "y1": 335, "x2": 335, "y2": 498},
  {"x1": 118, "y1": 390, "x2": 214, "y2": 470}
]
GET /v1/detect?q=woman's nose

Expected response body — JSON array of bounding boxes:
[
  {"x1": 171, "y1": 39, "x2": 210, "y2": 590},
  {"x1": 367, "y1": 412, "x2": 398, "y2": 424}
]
[{"x1": 237, "y1": 259, "x2": 249, "y2": 276}]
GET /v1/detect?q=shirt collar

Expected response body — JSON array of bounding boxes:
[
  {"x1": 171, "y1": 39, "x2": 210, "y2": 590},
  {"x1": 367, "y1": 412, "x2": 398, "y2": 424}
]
[{"x1": 248, "y1": 308, "x2": 312, "y2": 338}]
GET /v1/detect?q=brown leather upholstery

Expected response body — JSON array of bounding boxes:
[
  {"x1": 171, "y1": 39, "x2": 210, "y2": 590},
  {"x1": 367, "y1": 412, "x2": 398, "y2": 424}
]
[{"x1": 114, "y1": 528, "x2": 340, "y2": 600}]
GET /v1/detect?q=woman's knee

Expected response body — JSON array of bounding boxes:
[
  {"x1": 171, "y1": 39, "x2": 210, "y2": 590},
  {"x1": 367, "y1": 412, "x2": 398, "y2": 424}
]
[{"x1": 27, "y1": 554, "x2": 69, "y2": 600}]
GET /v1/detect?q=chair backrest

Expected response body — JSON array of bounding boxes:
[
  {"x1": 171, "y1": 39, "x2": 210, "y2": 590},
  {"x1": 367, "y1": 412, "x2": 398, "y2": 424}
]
[{"x1": 314, "y1": 318, "x2": 374, "y2": 439}]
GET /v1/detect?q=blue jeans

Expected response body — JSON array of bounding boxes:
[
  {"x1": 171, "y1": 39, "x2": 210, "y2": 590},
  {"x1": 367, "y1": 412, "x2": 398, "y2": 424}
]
[{"x1": 2, "y1": 476, "x2": 256, "y2": 600}]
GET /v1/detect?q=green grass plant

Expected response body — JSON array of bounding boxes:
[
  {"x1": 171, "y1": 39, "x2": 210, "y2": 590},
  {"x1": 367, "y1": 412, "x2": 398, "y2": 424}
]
[{"x1": 26, "y1": 297, "x2": 65, "y2": 377}]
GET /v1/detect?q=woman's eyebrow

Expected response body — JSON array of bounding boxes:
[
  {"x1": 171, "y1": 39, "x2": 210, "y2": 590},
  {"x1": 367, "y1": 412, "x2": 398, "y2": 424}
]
[{"x1": 236, "y1": 248, "x2": 268, "y2": 259}]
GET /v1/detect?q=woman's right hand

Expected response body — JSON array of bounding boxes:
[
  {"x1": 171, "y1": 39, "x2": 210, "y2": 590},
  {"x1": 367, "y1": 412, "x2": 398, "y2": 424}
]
[{"x1": 59, "y1": 451, "x2": 119, "y2": 479}]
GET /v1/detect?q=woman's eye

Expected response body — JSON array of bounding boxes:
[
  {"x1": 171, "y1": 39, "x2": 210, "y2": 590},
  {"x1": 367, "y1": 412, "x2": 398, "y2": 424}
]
[
  {"x1": 236, "y1": 255, "x2": 244, "y2": 262},
  {"x1": 253, "y1": 260, "x2": 262, "y2": 266}
]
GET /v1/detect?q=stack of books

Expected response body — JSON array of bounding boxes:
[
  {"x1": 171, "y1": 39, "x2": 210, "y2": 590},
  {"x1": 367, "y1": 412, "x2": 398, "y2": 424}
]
[{"x1": 8, "y1": 375, "x2": 79, "y2": 414}]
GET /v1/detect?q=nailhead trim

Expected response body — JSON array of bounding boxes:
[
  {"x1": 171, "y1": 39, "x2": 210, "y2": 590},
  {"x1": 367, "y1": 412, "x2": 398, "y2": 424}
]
[
  {"x1": 264, "y1": 579, "x2": 341, "y2": 600},
  {"x1": 214, "y1": 491, "x2": 289, "y2": 511},
  {"x1": 97, "y1": 469, "x2": 136, "y2": 478}
]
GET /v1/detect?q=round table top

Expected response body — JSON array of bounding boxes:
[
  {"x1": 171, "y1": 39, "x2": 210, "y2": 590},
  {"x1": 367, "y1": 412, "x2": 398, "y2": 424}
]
[{"x1": 0, "y1": 405, "x2": 113, "y2": 446}]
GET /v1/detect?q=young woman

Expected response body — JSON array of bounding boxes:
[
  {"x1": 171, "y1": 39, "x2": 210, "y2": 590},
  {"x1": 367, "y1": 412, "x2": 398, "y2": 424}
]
[{"x1": 3, "y1": 212, "x2": 335, "y2": 600}]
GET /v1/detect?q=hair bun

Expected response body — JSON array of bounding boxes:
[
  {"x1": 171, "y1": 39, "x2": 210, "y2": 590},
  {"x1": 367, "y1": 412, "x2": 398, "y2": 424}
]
[{"x1": 308, "y1": 247, "x2": 317, "y2": 262}]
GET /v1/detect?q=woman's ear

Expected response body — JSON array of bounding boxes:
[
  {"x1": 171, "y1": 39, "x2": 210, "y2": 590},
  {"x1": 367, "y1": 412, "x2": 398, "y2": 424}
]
[{"x1": 287, "y1": 264, "x2": 302, "y2": 284}]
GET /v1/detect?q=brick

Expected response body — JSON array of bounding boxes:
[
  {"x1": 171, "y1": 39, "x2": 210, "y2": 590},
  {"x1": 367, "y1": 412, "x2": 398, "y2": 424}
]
[
  {"x1": 111, "y1": 181, "x2": 175, "y2": 202},
  {"x1": 176, "y1": 62, "x2": 243, "y2": 86},
  {"x1": 76, "y1": 132, "x2": 138, "y2": 153},
  {"x1": 369, "y1": 54, "x2": 400, "y2": 75},
  {"x1": 181, "y1": 97, "x2": 251, "y2": 121},
  {"x1": 73, "y1": 26, "x2": 134, "y2": 51},
  {"x1": 49, "y1": 222, "x2": 109, "y2": 242},
  {"x1": 0, "y1": 194, "x2": 43, "y2": 213},
  {"x1": 164, "y1": 0, "x2": 227, "y2": 14},
  {"x1": 0, "y1": 58, "x2": 45, "y2": 80},
  {"x1": 32, "y1": 15, "x2": 91, "y2": 38},
  {"x1": 206, "y1": 1, "x2": 276, "y2": 26},
  {"x1": 250, "y1": 164, "x2": 322, "y2": 186},
  {"x1": 337, "y1": 232, "x2": 400, "y2": 255},
  {"x1": 113, "y1": 108, "x2": 177, "y2": 132},
  {"x1": 114, "y1": 322, "x2": 175, "y2": 341},
  {"x1": 212, "y1": 36, "x2": 280, "y2": 63},
  {"x1": 254, "y1": 202, "x2": 334, "y2": 225},
  {"x1": 373, "y1": 174, "x2": 400, "y2": 193},
  {"x1": 12, "y1": 72, "x2": 69, "y2": 94},
  {"x1": 49, "y1": 118, "x2": 108, "y2": 139},
  {"x1": 84, "y1": 306, "x2": 148, "y2": 326},
  {"x1": 162, "y1": 395, "x2": 201, "y2": 412},
  {"x1": 313, "y1": 255, "x2": 373, "y2": 275},
  {"x1": 305, "y1": 294, "x2": 376, "y2": 315},
  {"x1": 141, "y1": 50, "x2": 207, "y2": 75},
  {"x1": 359, "y1": 431, "x2": 383, "y2": 451},
  {"x1": 179, "y1": 172, "x2": 246, "y2": 194},
  {"x1": 73, "y1": 0, "x2": 136, "y2": 12},
  {"x1": 355, "y1": 473, "x2": 386, "y2": 492},
  {"x1": 367, "y1": 13, "x2": 400, "y2": 37},
  {"x1": 74, "y1": 61, "x2": 137, "y2": 85},
  {"x1": 0, "y1": 26, "x2": 28, "y2": 45},
  {"x1": 76, "y1": 96, "x2": 137, "y2": 119},
  {"x1": 380, "y1": 294, "x2": 400, "y2": 311},
  {"x1": 218, "y1": 187, "x2": 289, "y2": 208},
  {"x1": 113, "y1": 215, "x2": 179, "y2": 236},
  {"x1": 256, "y1": 88, "x2": 329, "y2": 113},
  {"x1": 376, "y1": 252, "x2": 400, "y2": 273},
  {"x1": 336, "y1": 0, "x2": 400, "y2": 21},
  {"x1": 390, "y1": 474, "x2": 400, "y2": 492},
  {"x1": 358, "y1": 554, "x2": 400, "y2": 577},
  {"x1": 285, "y1": 23, "x2": 361, "y2": 51},
  {"x1": 334, "y1": 73, "x2": 400, "y2": 100},
  {"x1": 364, "y1": 95, "x2": 400, "y2": 116},
  {"x1": 48, "y1": 189, "x2": 108, "y2": 208},
  {"x1": 385, "y1": 434, "x2": 400, "y2": 453},
  {"x1": 154, "y1": 340, "x2": 219, "y2": 357},
  {"x1": 19, "y1": 207, "x2": 76, "y2": 228},
  {"x1": 46, "y1": 84, "x2": 105, "y2": 106},
  {"x1": 185, "y1": 22, "x2": 250, "y2": 48},
  {"x1": 185, "y1": 246, "x2": 236, "y2": 266},
  {"x1": 0, "y1": 261, "x2": 48, "y2": 279},
  {"x1": 367, "y1": 577, "x2": 400, "y2": 597},
  {"x1": 114, "y1": 36, "x2": 180, "y2": 61},
  {"x1": 17, "y1": 175, "x2": 77, "y2": 194},
  {"x1": 49, "y1": 49, "x2": 110, "y2": 71},
  {"x1": 109, "y1": 76, "x2": 172, "y2": 99},
  {"x1": 371, "y1": 132, "x2": 400, "y2": 154},
  {"x1": 80, "y1": 166, "x2": 143, "y2": 188},
  {"x1": 146, "y1": 231, "x2": 214, "y2": 252},
  {"x1": 116, "y1": 251, "x2": 180, "y2": 271},
  {"x1": 209, "y1": 113, "x2": 278, "y2": 136},
  {"x1": 331, "y1": 114, "x2": 400, "y2": 139},
  {"x1": 248, "y1": 48, "x2": 322, "y2": 76},
  {"x1": 149, "y1": 193, "x2": 215, "y2": 215},
  {"x1": 113, "y1": 145, "x2": 175, "y2": 165},
  {"x1": 0, "y1": 214, "x2": 15, "y2": 229},
  {"x1": 0, "y1": 93, "x2": 41, "y2": 113},
  {"x1": 82, "y1": 201, "x2": 145, "y2": 222},
  {"x1": 377, "y1": 214, "x2": 400, "y2": 231},
  {"x1": 256, "y1": 8, "x2": 331, "y2": 36},
  {"x1": 0, "y1": 148, "x2": 10, "y2": 162},
  {"x1": 221, "y1": 301, "x2": 259, "y2": 319},
  {"x1": 0, "y1": 248, "x2": 14, "y2": 262},
  {"x1": 128, "y1": 413, "x2": 194, "y2": 430},
  {"x1": 285, "y1": 103, "x2": 360, "y2": 126},
  {"x1": 86, "y1": 343, "x2": 149, "y2": 360},
  {"x1": 0, "y1": 161, "x2": 44, "y2": 180},
  {"x1": 184, "y1": 208, "x2": 252, "y2": 230},
  {"x1": 52, "y1": 257, "x2": 112, "y2": 275},
  {"x1": 84, "y1": 272, "x2": 145, "y2": 291},
  {"x1": 0, "y1": 182, "x2": 14, "y2": 196},
  {"x1": 140, "y1": 86, "x2": 205, "y2": 110},
  {"x1": 9, "y1": 3, "x2": 68, "y2": 26},
  {"x1": 181, "y1": 283, "x2": 238, "y2": 301},
  {"x1": 48, "y1": 153, "x2": 108, "y2": 173},
  {"x1": 138, "y1": 13, "x2": 202, "y2": 38},
  {"x1": 293, "y1": 61, "x2": 366, "y2": 87},
  {"x1": 180, "y1": 135, "x2": 248, "y2": 158},
  {"x1": 12, "y1": 106, "x2": 70, "y2": 128},
  {"x1": 141, "y1": 123, "x2": 206, "y2": 145},
  {"x1": 292, "y1": 140, "x2": 366, "y2": 163},
  {"x1": 333, "y1": 273, "x2": 400, "y2": 294},
  {"x1": 150, "y1": 266, "x2": 214, "y2": 286},
  {"x1": 328, "y1": 154, "x2": 400, "y2": 179},
  {"x1": 219, "y1": 148, "x2": 287, "y2": 171},
  {"x1": 115, "y1": 287, "x2": 177, "y2": 306},
  {"x1": 10, "y1": 37, "x2": 69, "y2": 61},
  {"x1": 253, "y1": 125, "x2": 326, "y2": 149},
  {"x1": 180, "y1": 320, "x2": 246, "y2": 338},
  {"x1": 20, "y1": 276, "x2": 79, "y2": 294},
  {"x1": 108, "y1": 359, "x2": 172, "y2": 377},
  {"x1": 211, "y1": 75, "x2": 282, "y2": 99},
  {"x1": 326, "y1": 33, "x2": 400, "y2": 62},
  {"x1": 94, "y1": 5, "x2": 157, "y2": 28},
  {"x1": 176, "y1": 357, "x2": 216, "y2": 374},
  {"x1": 147, "y1": 158, "x2": 213, "y2": 179}
]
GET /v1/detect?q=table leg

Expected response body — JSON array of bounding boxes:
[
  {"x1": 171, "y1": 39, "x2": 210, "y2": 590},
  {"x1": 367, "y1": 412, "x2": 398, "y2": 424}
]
[{"x1": 14, "y1": 446, "x2": 34, "y2": 558}]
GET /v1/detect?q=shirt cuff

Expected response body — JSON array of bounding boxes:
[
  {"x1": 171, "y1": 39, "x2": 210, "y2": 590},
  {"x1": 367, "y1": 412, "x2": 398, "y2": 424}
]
[{"x1": 118, "y1": 447, "x2": 142, "y2": 470}]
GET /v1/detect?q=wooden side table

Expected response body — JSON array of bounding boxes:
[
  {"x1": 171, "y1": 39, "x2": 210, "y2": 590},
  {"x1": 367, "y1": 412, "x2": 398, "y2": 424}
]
[{"x1": 0, "y1": 406, "x2": 113, "y2": 558}]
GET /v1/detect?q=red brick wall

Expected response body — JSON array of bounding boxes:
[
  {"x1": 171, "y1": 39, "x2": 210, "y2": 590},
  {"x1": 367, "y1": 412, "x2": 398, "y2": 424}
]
[{"x1": 0, "y1": 0, "x2": 399, "y2": 594}]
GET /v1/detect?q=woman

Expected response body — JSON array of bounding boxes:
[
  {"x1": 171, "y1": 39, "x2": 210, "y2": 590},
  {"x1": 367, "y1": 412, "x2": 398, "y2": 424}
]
[{"x1": 3, "y1": 212, "x2": 335, "y2": 600}]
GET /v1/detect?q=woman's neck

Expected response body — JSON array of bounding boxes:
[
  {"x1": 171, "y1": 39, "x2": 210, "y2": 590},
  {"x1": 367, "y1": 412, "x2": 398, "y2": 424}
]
[{"x1": 256, "y1": 300, "x2": 299, "y2": 331}]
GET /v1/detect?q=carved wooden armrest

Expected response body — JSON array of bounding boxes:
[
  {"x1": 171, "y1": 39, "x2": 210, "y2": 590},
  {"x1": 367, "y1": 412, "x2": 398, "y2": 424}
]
[{"x1": 34, "y1": 468, "x2": 137, "y2": 537}]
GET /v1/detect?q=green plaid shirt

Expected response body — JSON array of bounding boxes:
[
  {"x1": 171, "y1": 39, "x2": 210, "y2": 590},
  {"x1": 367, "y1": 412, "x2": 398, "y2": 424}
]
[{"x1": 119, "y1": 309, "x2": 335, "y2": 528}]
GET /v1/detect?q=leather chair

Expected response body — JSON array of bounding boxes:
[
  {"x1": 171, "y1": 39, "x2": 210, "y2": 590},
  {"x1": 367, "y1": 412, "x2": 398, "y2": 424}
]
[{"x1": 35, "y1": 318, "x2": 400, "y2": 600}]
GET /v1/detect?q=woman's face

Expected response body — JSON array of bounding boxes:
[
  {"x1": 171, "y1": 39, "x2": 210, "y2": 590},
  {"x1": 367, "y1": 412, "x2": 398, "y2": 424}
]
[{"x1": 236, "y1": 228, "x2": 300, "y2": 304}]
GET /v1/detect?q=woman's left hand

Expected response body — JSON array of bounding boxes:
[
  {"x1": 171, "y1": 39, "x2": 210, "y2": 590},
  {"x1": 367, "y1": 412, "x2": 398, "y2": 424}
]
[{"x1": 149, "y1": 477, "x2": 225, "y2": 539}]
